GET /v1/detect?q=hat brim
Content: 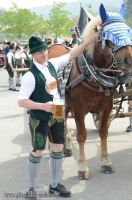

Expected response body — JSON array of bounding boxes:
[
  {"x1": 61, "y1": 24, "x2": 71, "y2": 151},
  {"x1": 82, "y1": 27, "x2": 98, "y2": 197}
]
[{"x1": 29, "y1": 44, "x2": 48, "y2": 54}]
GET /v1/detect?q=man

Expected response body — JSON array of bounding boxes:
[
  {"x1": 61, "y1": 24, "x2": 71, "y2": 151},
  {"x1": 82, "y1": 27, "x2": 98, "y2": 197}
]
[
  {"x1": 18, "y1": 34, "x2": 94, "y2": 199},
  {"x1": 6, "y1": 45, "x2": 16, "y2": 91},
  {"x1": 15, "y1": 45, "x2": 27, "y2": 86},
  {"x1": 21, "y1": 45, "x2": 32, "y2": 76}
]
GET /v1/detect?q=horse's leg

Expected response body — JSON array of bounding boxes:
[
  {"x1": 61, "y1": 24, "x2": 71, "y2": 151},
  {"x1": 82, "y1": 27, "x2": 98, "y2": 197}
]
[
  {"x1": 98, "y1": 110, "x2": 115, "y2": 174},
  {"x1": 64, "y1": 107, "x2": 72, "y2": 157},
  {"x1": 65, "y1": 120, "x2": 72, "y2": 157},
  {"x1": 74, "y1": 110, "x2": 90, "y2": 180}
]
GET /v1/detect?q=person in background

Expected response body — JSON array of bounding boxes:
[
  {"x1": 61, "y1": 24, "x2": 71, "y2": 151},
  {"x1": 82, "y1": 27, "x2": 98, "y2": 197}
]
[
  {"x1": 64, "y1": 39, "x2": 72, "y2": 47},
  {"x1": 71, "y1": 32, "x2": 78, "y2": 47},
  {"x1": 21, "y1": 45, "x2": 32, "y2": 76},
  {"x1": 6, "y1": 45, "x2": 16, "y2": 91},
  {"x1": 3, "y1": 41, "x2": 10, "y2": 58},
  {"x1": 45, "y1": 37, "x2": 53, "y2": 47},
  {"x1": 15, "y1": 46, "x2": 27, "y2": 87},
  {"x1": 18, "y1": 34, "x2": 94, "y2": 199}
]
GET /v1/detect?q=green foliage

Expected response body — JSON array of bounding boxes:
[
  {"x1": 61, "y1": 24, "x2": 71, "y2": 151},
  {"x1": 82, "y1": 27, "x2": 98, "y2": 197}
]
[
  {"x1": 0, "y1": 2, "x2": 44, "y2": 40},
  {"x1": 37, "y1": 19, "x2": 51, "y2": 39},
  {"x1": 87, "y1": 9, "x2": 97, "y2": 17},
  {"x1": 124, "y1": 0, "x2": 132, "y2": 27},
  {"x1": 48, "y1": 1, "x2": 76, "y2": 37}
]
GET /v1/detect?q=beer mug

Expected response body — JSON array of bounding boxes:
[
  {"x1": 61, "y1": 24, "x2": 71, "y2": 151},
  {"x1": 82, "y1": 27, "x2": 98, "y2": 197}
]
[{"x1": 53, "y1": 98, "x2": 64, "y2": 119}]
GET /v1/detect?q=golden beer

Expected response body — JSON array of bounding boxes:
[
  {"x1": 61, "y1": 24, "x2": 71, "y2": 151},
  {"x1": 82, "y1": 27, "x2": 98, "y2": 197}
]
[{"x1": 53, "y1": 99, "x2": 64, "y2": 119}]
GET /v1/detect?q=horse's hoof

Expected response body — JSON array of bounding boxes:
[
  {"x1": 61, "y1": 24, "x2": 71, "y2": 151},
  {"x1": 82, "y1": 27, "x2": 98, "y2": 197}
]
[
  {"x1": 101, "y1": 165, "x2": 115, "y2": 174},
  {"x1": 78, "y1": 171, "x2": 90, "y2": 180},
  {"x1": 64, "y1": 149, "x2": 72, "y2": 157}
]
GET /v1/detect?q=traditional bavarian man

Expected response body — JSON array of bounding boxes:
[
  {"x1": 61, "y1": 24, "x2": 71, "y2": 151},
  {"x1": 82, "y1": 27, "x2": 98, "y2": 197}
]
[
  {"x1": 6, "y1": 45, "x2": 16, "y2": 91},
  {"x1": 15, "y1": 45, "x2": 27, "y2": 86},
  {"x1": 21, "y1": 45, "x2": 32, "y2": 75},
  {"x1": 18, "y1": 35, "x2": 94, "y2": 199},
  {"x1": 71, "y1": 32, "x2": 78, "y2": 47}
]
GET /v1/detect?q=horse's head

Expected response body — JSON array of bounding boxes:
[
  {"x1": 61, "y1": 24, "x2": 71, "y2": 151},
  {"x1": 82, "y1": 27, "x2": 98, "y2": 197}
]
[{"x1": 82, "y1": 3, "x2": 132, "y2": 74}]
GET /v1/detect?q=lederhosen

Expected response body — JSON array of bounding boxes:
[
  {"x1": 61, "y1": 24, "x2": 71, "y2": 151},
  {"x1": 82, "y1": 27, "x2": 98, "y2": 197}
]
[
  {"x1": 15, "y1": 51, "x2": 23, "y2": 75},
  {"x1": 28, "y1": 61, "x2": 64, "y2": 152},
  {"x1": 6, "y1": 52, "x2": 15, "y2": 77}
]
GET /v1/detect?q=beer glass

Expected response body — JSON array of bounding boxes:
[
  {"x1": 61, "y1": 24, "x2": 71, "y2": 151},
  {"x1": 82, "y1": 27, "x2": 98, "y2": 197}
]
[{"x1": 53, "y1": 98, "x2": 64, "y2": 119}]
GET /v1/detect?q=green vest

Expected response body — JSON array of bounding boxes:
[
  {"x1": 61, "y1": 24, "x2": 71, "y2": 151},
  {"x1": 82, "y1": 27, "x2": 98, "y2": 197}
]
[
  {"x1": 23, "y1": 51, "x2": 31, "y2": 67},
  {"x1": 29, "y1": 61, "x2": 59, "y2": 121}
]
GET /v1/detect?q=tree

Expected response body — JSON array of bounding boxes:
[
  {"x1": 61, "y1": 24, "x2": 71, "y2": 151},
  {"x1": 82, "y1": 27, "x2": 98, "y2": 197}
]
[
  {"x1": 37, "y1": 19, "x2": 51, "y2": 39},
  {"x1": 0, "y1": 2, "x2": 44, "y2": 41},
  {"x1": 123, "y1": 0, "x2": 132, "y2": 27},
  {"x1": 48, "y1": 1, "x2": 76, "y2": 37}
]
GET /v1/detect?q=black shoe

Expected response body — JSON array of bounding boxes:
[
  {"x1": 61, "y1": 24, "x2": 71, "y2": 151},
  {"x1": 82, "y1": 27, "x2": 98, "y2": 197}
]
[
  {"x1": 126, "y1": 125, "x2": 132, "y2": 132},
  {"x1": 16, "y1": 84, "x2": 21, "y2": 87},
  {"x1": 25, "y1": 189, "x2": 37, "y2": 199},
  {"x1": 12, "y1": 88, "x2": 17, "y2": 91},
  {"x1": 49, "y1": 183, "x2": 71, "y2": 197},
  {"x1": 9, "y1": 88, "x2": 12, "y2": 90}
]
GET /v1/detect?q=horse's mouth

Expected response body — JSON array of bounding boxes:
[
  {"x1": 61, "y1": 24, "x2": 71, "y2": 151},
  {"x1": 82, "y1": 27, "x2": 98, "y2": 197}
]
[{"x1": 121, "y1": 69, "x2": 130, "y2": 73}]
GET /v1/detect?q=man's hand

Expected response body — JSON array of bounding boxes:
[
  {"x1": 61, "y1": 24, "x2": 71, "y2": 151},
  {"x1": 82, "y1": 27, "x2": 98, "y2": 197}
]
[{"x1": 41, "y1": 101, "x2": 54, "y2": 113}]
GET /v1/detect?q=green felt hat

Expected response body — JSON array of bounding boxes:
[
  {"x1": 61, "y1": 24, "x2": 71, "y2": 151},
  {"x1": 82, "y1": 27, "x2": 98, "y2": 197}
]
[
  {"x1": 24, "y1": 45, "x2": 29, "y2": 49},
  {"x1": 9, "y1": 45, "x2": 15, "y2": 50},
  {"x1": 29, "y1": 36, "x2": 48, "y2": 54}
]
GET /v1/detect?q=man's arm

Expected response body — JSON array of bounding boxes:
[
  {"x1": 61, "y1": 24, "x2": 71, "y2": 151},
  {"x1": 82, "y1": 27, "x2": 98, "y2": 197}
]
[
  {"x1": 68, "y1": 31, "x2": 95, "y2": 61},
  {"x1": 18, "y1": 99, "x2": 54, "y2": 113}
]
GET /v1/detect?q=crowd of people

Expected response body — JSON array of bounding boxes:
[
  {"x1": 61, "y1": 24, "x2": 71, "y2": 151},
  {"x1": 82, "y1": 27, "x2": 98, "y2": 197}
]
[
  {"x1": 0, "y1": 40, "x2": 32, "y2": 91},
  {"x1": 0, "y1": 32, "x2": 79, "y2": 92}
]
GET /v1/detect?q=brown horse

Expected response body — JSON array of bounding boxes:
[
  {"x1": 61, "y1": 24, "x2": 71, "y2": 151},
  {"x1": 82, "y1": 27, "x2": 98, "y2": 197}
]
[
  {"x1": 65, "y1": 4, "x2": 132, "y2": 179},
  {"x1": 48, "y1": 4, "x2": 132, "y2": 180}
]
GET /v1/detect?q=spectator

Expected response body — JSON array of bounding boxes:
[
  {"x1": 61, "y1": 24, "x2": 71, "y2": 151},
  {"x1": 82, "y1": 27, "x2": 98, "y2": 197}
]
[{"x1": 6, "y1": 45, "x2": 16, "y2": 91}]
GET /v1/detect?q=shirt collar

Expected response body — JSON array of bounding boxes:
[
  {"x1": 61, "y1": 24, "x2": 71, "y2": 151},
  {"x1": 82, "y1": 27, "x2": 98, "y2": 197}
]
[{"x1": 33, "y1": 58, "x2": 48, "y2": 71}]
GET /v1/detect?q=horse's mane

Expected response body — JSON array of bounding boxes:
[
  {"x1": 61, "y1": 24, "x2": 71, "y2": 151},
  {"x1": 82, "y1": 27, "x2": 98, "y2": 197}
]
[{"x1": 81, "y1": 15, "x2": 101, "y2": 59}]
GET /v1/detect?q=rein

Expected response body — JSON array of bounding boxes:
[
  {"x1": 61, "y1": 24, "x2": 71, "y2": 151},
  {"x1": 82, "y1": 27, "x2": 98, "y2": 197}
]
[{"x1": 66, "y1": 26, "x2": 131, "y2": 95}]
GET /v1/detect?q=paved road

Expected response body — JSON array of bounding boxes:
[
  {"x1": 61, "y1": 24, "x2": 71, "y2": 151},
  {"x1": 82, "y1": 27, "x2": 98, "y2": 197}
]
[{"x1": 0, "y1": 67, "x2": 132, "y2": 200}]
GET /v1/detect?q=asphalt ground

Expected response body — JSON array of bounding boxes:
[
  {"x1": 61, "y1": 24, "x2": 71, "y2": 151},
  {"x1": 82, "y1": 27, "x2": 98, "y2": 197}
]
[{"x1": 0, "y1": 67, "x2": 132, "y2": 200}]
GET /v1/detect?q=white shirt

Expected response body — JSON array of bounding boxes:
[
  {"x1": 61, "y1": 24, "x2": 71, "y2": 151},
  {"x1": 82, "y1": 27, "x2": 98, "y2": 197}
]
[
  {"x1": 7, "y1": 51, "x2": 14, "y2": 63},
  {"x1": 15, "y1": 51, "x2": 25, "y2": 65},
  {"x1": 18, "y1": 54, "x2": 69, "y2": 101}
]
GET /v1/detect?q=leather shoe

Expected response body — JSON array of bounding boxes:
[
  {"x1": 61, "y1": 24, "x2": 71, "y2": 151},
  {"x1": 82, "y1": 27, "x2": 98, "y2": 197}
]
[
  {"x1": 12, "y1": 88, "x2": 17, "y2": 91},
  {"x1": 126, "y1": 125, "x2": 132, "y2": 132},
  {"x1": 49, "y1": 183, "x2": 71, "y2": 197},
  {"x1": 25, "y1": 189, "x2": 37, "y2": 200}
]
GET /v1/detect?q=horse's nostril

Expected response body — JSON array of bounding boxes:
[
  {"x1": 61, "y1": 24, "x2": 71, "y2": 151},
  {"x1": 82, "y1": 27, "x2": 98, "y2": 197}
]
[{"x1": 124, "y1": 58, "x2": 128, "y2": 64}]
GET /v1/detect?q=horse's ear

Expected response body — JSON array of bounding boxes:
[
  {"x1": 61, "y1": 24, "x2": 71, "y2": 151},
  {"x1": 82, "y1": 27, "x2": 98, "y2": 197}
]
[
  {"x1": 118, "y1": 3, "x2": 125, "y2": 17},
  {"x1": 99, "y1": 3, "x2": 108, "y2": 23}
]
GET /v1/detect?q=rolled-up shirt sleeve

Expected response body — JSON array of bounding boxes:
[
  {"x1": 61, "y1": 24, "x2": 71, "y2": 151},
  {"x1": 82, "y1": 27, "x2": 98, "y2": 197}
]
[
  {"x1": 49, "y1": 54, "x2": 69, "y2": 72},
  {"x1": 18, "y1": 72, "x2": 35, "y2": 100}
]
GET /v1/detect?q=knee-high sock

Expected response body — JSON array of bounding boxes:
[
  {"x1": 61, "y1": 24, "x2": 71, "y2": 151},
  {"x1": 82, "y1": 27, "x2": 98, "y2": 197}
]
[
  {"x1": 128, "y1": 107, "x2": 132, "y2": 126},
  {"x1": 8, "y1": 78, "x2": 12, "y2": 88},
  {"x1": 27, "y1": 153, "x2": 42, "y2": 190},
  {"x1": 16, "y1": 76, "x2": 20, "y2": 84},
  {"x1": 10, "y1": 79, "x2": 15, "y2": 89},
  {"x1": 50, "y1": 150, "x2": 64, "y2": 188}
]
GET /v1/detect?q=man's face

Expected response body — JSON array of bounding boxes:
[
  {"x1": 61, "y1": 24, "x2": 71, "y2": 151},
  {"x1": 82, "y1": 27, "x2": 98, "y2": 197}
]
[
  {"x1": 32, "y1": 49, "x2": 48, "y2": 64},
  {"x1": 25, "y1": 48, "x2": 29, "y2": 52}
]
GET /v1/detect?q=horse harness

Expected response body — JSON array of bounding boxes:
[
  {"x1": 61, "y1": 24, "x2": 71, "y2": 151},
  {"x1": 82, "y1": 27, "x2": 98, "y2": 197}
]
[{"x1": 63, "y1": 25, "x2": 132, "y2": 97}]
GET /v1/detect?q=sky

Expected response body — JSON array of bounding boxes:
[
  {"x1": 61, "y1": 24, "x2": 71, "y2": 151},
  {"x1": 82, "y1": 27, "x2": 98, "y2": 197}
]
[{"x1": 0, "y1": 0, "x2": 77, "y2": 9}]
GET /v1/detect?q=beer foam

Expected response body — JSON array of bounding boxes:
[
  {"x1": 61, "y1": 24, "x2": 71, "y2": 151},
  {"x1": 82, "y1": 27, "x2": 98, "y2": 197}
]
[{"x1": 54, "y1": 101, "x2": 64, "y2": 105}]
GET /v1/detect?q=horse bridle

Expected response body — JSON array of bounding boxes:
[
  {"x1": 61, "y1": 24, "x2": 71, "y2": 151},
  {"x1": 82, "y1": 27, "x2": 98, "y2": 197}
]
[{"x1": 98, "y1": 20, "x2": 130, "y2": 73}]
